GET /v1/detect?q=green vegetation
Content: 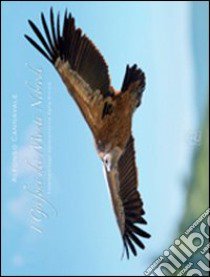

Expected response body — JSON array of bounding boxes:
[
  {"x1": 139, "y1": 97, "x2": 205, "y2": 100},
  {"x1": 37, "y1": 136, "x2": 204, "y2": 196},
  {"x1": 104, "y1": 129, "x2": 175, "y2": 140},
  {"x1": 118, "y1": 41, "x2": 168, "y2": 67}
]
[
  {"x1": 179, "y1": 103, "x2": 209, "y2": 233},
  {"x1": 172, "y1": 102, "x2": 209, "y2": 276}
]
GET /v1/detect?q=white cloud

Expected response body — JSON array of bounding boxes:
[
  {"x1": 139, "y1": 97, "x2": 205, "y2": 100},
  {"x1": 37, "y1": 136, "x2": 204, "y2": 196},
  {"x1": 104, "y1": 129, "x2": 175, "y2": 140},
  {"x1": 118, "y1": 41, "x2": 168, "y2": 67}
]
[
  {"x1": 12, "y1": 123, "x2": 41, "y2": 178},
  {"x1": 16, "y1": 144, "x2": 39, "y2": 176},
  {"x1": 12, "y1": 254, "x2": 25, "y2": 267},
  {"x1": 8, "y1": 194, "x2": 29, "y2": 222}
]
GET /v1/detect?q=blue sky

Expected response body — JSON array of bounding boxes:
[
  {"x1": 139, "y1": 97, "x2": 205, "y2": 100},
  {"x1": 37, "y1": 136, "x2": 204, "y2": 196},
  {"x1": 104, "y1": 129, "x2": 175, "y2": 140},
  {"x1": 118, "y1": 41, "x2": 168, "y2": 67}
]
[{"x1": 2, "y1": 1, "x2": 208, "y2": 276}]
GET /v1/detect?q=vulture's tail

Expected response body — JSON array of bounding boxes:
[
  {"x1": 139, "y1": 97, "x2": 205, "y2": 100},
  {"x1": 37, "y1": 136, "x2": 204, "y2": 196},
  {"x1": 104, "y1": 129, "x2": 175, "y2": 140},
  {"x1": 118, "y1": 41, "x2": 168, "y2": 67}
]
[{"x1": 121, "y1": 64, "x2": 146, "y2": 107}]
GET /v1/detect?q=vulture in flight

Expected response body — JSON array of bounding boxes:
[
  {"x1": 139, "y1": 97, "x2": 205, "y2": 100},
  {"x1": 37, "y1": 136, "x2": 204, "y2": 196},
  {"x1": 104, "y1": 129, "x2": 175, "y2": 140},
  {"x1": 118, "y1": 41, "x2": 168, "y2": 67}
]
[{"x1": 25, "y1": 8, "x2": 151, "y2": 259}]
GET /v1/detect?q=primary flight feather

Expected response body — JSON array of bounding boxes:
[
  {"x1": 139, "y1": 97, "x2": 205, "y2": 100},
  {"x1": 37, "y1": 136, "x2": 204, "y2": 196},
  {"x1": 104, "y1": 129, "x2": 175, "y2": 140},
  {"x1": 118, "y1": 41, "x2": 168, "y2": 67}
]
[{"x1": 25, "y1": 8, "x2": 150, "y2": 258}]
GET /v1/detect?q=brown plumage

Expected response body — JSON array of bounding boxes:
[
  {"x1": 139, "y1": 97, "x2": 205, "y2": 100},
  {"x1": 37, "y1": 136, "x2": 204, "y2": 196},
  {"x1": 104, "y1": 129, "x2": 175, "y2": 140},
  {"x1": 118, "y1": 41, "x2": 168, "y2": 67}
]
[{"x1": 25, "y1": 8, "x2": 150, "y2": 259}]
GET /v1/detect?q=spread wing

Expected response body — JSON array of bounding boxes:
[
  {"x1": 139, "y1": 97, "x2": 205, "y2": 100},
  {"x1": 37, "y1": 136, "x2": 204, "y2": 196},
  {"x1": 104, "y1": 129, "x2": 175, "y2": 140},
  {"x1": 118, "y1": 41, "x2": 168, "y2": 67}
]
[
  {"x1": 25, "y1": 8, "x2": 112, "y2": 133},
  {"x1": 103, "y1": 136, "x2": 150, "y2": 259}
]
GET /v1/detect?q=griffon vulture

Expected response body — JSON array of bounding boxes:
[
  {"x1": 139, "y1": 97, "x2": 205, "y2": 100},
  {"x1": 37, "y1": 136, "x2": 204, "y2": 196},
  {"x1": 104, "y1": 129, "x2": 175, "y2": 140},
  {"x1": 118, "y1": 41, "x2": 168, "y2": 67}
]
[{"x1": 25, "y1": 8, "x2": 151, "y2": 258}]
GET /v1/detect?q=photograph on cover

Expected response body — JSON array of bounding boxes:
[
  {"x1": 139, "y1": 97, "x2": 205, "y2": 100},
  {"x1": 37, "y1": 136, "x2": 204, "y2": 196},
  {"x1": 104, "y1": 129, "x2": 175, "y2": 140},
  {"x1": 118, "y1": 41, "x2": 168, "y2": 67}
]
[{"x1": 2, "y1": 1, "x2": 209, "y2": 276}]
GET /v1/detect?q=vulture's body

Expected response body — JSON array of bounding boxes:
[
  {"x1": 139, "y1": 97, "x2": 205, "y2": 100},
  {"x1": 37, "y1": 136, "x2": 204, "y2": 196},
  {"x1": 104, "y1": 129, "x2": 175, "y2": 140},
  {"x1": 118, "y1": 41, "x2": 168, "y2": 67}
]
[{"x1": 25, "y1": 9, "x2": 150, "y2": 258}]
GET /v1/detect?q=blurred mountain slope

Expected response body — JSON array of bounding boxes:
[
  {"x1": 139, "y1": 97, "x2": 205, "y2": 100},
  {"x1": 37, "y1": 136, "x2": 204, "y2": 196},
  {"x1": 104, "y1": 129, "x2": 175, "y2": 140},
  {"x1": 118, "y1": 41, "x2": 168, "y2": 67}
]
[{"x1": 179, "y1": 102, "x2": 209, "y2": 233}]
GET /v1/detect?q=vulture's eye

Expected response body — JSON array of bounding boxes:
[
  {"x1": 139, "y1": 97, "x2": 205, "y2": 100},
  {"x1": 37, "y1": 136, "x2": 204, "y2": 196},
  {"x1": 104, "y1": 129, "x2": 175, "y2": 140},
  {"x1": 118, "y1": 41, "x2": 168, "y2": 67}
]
[{"x1": 104, "y1": 154, "x2": 112, "y2": 172}]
